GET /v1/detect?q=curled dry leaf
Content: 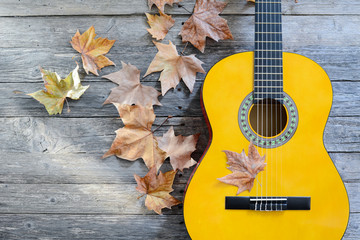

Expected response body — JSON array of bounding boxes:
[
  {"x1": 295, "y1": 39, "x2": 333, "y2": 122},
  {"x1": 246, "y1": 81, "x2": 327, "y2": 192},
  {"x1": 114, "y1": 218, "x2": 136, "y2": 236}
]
[
  {"x1": 157, "y1": 126, "x2": 200, "y2": 171},
  {"x1": 146, "y1": 11, "x2": 175, "y2": 41},
  {"x1": 148, "y1": 0, "x2": 183, "y2": 12},
  {"x1": 70, "y1": 26, "x2": 115, "y2": 76},
  {"x1": 179, "y1": 0, "x2": 233, "y2": 53},
  {"x1": 102, "y1": 104, "x2": 167, "y2": 170},
  {"x1": 28, "y1": 65, "x2": 89, "y2": 115},
  {"x1": 144, "y1": 40, "x2": 205, "y2": 95},
  {"x1": 134, "y1": 167, "x2": 181, "y2": 215},
  {"x1": 218, "y1": 142, "x2": 266, "y2": 195},
  {"x1": 102, "y1": 62, "x2": 161, "y2": 106}
]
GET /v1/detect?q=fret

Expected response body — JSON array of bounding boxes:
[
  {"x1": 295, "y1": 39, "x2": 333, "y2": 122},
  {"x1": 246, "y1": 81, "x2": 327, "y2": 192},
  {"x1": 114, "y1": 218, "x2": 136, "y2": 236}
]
[
  {"x1": 254, "y1": 94, "x2": 284, "y2": 99},
  {"x1": 256, "y1": 12, "x2": 281, "y2": 14},
  {"x1": 255, "y1": 65, "x2": 282, "y2": 67},
  {"x1": 256, "y1": 15, "x2": 281, "y2": 22},
  {"x1": 255, "y1": 41, "x2": 282, "y2": 43},
  {"x1": 256, "y1": 34, "x2": 282, "y2": 42},
  {"x1": 254, "y1": 81, "x2": 283, "y2": 87},
  {"x1": 255, "y1": 49, "x2": 282, "y2": 51},
  {"x1": 255, "y1": 60, "x2": 282, "y2": 65},
  {"x1": 254, "y1": 92, "x2": 283, "y2": 94},
  {"x1": 255, "y1": 75, "x2": 283, "y2": 80},
  {"x1": 254, "y1": 0, "x2": 283, "y2": 101},
  {"x1": 255, "y1": 57, "x2": 282, "y2": 59},
  {"x1": 255, "y1": 68, "x2": 283, "y2": 73},
  {"x1": 256, "y1": 22, "x2": 282, "y2": 24},
  {"x1": 255, "y1": 73, "x2": 282, "y2": 75},
  {"x1": 256, "y1": 24, "x2": 282, "y2": 32},
  {"x1": 255, "y1": 32, "x2": 281, "y2": 34},
  {"x1": 255, "y1": 51, "x2": 282, "y2": 58}
]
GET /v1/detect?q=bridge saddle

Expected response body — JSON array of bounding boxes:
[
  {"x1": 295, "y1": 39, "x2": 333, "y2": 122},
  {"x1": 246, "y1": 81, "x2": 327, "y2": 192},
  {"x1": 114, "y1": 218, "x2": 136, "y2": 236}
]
[{"x1": 225, "y1": 196, "x2": 311, "y2": 211}]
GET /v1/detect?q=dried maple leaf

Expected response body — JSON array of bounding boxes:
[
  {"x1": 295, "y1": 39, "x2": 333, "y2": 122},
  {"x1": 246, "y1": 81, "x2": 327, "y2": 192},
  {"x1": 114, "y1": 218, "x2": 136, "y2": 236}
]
[
  {"x1": 218, "y1": 142, "x2": 266, "y2": 195},
  {"x1": 102, "y1": 104, "x2": 167, "y2": 170},
  {"x1": 148, "y1": 0, "x2": 183, "y2": 12},
  {"x1": 157, "y1": 127, "x2": 200, "y2": 171},
  {"x1": 28, "y1": 65, "x2": 89, "y2": 115},
  {"x1": 70, "y1": 26, "x2": 115, "y2": 76},
  {"x1": 102, "y1": 62, "x2": 161, "y2": 106},
  {"x1": 146, "y1": 11, "x2": 175, "y2": 41},
  {"x1": 179, "y1": 0, "x2": 233, "y2": 53},
  {"x1": 135, "y1": 167, "x2": 181, "y2": 214},
  {"x1": 144, "y1": 41, "x2": 205, "y2": 95}
]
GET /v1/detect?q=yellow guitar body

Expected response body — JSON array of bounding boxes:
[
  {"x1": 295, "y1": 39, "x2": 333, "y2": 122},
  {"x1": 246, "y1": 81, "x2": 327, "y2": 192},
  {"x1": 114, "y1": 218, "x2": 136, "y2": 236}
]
[{"x1": 184, "y1": 52, "x2": 349, "y2": 239}]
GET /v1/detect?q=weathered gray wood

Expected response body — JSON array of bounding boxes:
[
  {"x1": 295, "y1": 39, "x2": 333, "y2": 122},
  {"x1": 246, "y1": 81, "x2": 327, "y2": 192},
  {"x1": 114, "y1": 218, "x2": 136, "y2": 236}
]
[
  {"x1": 1, "y1": 46, "x2": 360, "y2": 83},
  {"x1": 0, "y1": 16, "x2": 360, "y2": 49},
  {"x1": 0, "y1": 183, "x2": 185, "y2": 215},
  {"x1": 0, "y1": 182, "x2": 358, "y2": 214},
  {"x1": 0, "y1": 116, "x2": 208, "y2": 154},
  {"x1": 0, "y1": 116, "x2": 359, "y2": 154},
  {"x1": 0, "y1": 153, "x2": 191, "y2": 184},
  {"x1": 0, "y1": 0, "x2": 359, "y2": 16},
  {"x1": 1, "y1": 213, "x2": 360, "y2": 239},
  {"x1": 0, "y1": 152, "x2": 357, "y2": 185},
  {"x1": 4, "y1": 81, "x2": 360, "y2": 117},
  {"x1": 0, "y1": 214, "x2": 190, "y2": 239},
  {"x1": 0, "y1": 0, "x2": 359, "y2": 238}
]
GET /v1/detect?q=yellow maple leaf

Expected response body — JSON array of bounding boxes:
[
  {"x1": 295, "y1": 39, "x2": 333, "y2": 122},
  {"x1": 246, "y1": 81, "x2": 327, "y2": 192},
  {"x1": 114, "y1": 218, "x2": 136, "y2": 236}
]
[{"x1": 70, "y1": 26, "x2": 115, "y2": 76}]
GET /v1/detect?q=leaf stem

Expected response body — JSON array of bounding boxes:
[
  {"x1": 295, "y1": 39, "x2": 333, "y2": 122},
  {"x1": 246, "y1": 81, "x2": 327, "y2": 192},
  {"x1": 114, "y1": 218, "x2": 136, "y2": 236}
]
[
  {"x1": 64, "y1": 97, "x2": 71, "y2": 113},
  {"x1": 181, "y1": 42, "x2": 189, "y2": 56},
  {"x1": 137, "y1": 194, "x2": 145, "y2": 199},
  {"x1": 152, "y1": 116, "x2": 173, "y2": 133}
]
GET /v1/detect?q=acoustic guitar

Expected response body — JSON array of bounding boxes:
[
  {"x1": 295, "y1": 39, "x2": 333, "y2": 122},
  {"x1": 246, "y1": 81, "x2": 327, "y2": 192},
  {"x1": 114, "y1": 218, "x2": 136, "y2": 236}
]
[{"x1": 183, "y1": 0, "x2": 349, "y2": 239}]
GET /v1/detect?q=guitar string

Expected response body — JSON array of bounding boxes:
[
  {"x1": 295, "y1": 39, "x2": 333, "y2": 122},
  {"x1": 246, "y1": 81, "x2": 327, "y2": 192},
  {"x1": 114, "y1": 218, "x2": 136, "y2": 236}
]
[
  {"x1": 273, "y1": 0, "x2": 277, "y2": 211},
  {"x1": 270, "y1": 0, "x2": 273, "y2": 211},
  {"x1": 259, "y1": 1, "x2": 266, "y2": 211},
  {"x1": 280, "y1": 0, "x2": 283, "y2": 211},
  {"x1": 256, "y1": 0, "x2": 260, "y2": 211},
  {"x1": 265, "y1": 0, "x2": 268, "y2": 211}
]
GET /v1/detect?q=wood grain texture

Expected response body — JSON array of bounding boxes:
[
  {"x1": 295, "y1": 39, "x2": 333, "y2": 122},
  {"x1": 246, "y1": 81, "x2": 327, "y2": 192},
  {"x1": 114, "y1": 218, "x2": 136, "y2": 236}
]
[
  {"x1": 4, "y1": 82, "x2": 360, "y2": 117},
  {"x1": 0, "y1": 0, "x2": 359, "y2": 239},
  {"x1": 0, "y1": 0, "x2": 359, "y2": 16}
]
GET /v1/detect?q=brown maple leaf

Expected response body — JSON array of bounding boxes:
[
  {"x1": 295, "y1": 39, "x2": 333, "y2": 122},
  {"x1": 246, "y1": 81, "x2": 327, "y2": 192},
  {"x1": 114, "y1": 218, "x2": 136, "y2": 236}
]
[
  {"x1": 146, "y1": 11, "x2": 175, "y2": 41},
  {"x1": 70, "y1": 26, "x2": 115, "y2": 76},
  {"x1": 135, "y1": 167, "x2": 181, "y2": 214},
  {"x1": 179, "y1": 0, "x2": 233, "y2": 53},
  {"x1": 102, "y1": 104, "x2": 167, "y2": 170},
  {"x1": 218, "y1": 142, "x2": 266, "y2": 195},
  {"x1": 157, "y1": 127, "x2": 200, "y2": 171},
  {"x1": 144, "y1": 41, "x2": 205, "y2": 95},
  {"x1": 102, "y1": 62, "x2": 161, "y2": 106},
  {"x1": 148, "y1": 0, "x2": 183, "y2": 12}
]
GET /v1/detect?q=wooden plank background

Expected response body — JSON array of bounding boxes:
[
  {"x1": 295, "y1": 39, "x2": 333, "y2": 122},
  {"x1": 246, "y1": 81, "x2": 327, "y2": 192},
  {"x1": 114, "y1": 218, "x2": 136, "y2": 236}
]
[{"x1": 0, "y1": 0, "x2": 359, "y2": 239}]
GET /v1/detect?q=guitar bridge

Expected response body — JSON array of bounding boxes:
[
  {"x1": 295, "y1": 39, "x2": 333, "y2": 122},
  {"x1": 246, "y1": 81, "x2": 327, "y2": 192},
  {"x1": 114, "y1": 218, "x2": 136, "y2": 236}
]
[{"x1": 225, "y1": 197, "x2": 311, "y2": 211}]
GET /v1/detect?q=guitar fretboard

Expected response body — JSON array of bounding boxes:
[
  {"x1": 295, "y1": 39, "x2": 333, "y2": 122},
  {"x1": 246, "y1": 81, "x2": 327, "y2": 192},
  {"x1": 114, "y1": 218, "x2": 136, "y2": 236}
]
[{"x1": 254, "y1": 0, "x2": 283, "y2": 103}]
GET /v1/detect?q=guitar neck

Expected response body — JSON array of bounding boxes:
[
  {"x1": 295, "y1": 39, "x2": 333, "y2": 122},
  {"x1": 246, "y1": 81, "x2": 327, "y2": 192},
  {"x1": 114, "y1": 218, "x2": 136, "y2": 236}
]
[{"x1": 254, "y1": 0, "x2": 283, "y2": 103}]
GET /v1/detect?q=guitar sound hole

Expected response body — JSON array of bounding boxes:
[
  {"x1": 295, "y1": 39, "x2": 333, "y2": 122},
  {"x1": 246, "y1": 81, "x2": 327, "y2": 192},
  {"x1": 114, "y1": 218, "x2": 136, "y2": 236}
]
[{"x1": 249, "y1": 99, "x2": 288, "y2": 137}]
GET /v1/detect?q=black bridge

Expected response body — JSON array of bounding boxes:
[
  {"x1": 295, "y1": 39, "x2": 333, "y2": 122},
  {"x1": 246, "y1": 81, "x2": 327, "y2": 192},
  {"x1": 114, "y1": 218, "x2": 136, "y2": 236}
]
[{"x1": 225, "y1": 197, "x2": 311, "y2": 211}]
